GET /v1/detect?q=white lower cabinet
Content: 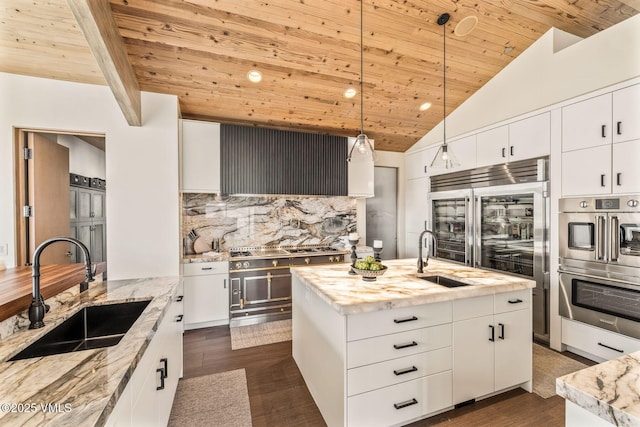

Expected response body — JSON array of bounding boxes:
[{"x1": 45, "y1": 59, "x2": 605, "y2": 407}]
[
  {"x1": 561, "y1": 318, "x2": 640, "y2": 363},
  {"x1": 106, "y1": 293, "x2": 183, "y2": 426},
  {"x1": 452, "y1": 290, "x2": 531, "y2": 404},
  {"x1": 183, "y1": 261, "x2": 229, "y2": 328}
]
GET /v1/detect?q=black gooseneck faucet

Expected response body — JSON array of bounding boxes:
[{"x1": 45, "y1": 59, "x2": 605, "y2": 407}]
[
  {"x1": 417, "y1": 230, "x2": 438, "y2": 274},
  {"x1": 29, "y1": 237, "x2": 95, "y2": 329}
]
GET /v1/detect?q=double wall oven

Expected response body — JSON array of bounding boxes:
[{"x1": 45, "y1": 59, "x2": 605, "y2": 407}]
[
  {"x1": 229, "y1": 246, "x2": 347, "y2": 326},
  {"x1": 559, "y1": 195, "x2": 640, "y2": 339},
  {"x1": 428, "y1": 157, "x2": 550, "y2": 341}
]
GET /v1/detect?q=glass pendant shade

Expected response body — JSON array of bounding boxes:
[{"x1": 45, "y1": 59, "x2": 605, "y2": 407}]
[
  {"x1": 348, "y1": 133, "x2": 375, "y2": 162},
  {"x1": 429, "y1": 142, "x2": 460, "y2": 169}
]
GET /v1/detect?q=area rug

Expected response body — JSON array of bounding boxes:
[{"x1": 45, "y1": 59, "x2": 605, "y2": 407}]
[
  {"x1": 230, "y1": 319, "x2": 292, "y2": 350},
  {"x1": 532, "y1": 343, "x2": 589, "y2": 398},
  {"x1": 168, "y1": 369, "x2": 252, "y2": 427}
]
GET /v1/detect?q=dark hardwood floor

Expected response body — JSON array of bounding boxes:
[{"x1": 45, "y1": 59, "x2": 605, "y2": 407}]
[{"x1": 183, "y1": 326, "x2": 567, "y2": 427}]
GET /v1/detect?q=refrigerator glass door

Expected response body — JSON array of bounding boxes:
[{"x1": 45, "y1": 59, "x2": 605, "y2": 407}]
[
  {"x1": 477, "y1": 192, "x2": 535, "y2": 278},
  {"x1": 432, "y1": 198, "x2": 467, "y2": 264}
]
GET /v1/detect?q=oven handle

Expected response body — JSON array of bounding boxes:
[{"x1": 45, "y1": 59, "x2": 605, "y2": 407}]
[
  {"x1": 558, "y1": 268, "x2": 640, "y2": 287},
  {"x1": 610, "y1": 216, "x2": 619, "y2": 262},
  {"x1": 596, "y1": 215, "x2": 606, "y2": 261}
]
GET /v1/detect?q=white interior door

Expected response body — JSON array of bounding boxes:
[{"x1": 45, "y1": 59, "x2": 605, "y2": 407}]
[{"x1": 366, "y1": 166, "x2": 398, "y2": 259}]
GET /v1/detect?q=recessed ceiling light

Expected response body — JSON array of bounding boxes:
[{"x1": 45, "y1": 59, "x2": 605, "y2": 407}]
[
  {"x1": 344, "y1": 87, "x2": 357, "y2": 98},
  {"x1": 246, "y1": 70, "x2": 262, "y2": 83},
  {"x1": 419, "y1": 102, "x2": 432, "y2": 111},
  {"x1": 454, "y1": 15, "x2": 478, "y2": 37},
  {"x1": 504, "y1": 46, "x2": 515, "y2": 54}
]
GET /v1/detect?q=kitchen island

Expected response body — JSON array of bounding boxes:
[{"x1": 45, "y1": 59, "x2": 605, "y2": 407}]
[
  {"x1": 0, "y1": 276, "x2": 182, "y2": 426},
  {"x1": 291, "y1": 258, "x2": 536, "y2": 427},
  {"x1": 556, "y1": 352, "x2": 640, "y2": 426}
]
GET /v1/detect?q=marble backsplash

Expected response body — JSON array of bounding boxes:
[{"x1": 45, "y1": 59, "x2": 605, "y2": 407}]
[{"x1": 182, "y1": 194, "x2": 357, "y2": 254}]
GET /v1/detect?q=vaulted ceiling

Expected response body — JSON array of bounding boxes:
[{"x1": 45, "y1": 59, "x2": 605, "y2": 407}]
[{"x1": 2, "y1": 0, "x2": 638, "y2": 152}]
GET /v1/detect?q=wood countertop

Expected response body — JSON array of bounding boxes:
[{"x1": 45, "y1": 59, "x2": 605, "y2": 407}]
[{"x1": 0, "y1": 263, "x2": 105, "y2": 322}]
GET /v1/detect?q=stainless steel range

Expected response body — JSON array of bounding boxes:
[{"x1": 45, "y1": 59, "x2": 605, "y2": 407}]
[{"x1": 229, "y1": 245, "x2": 348, "y2": 326}]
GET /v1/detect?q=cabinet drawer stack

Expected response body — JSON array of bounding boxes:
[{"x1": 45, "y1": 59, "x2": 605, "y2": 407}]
[{"x1": 346, "y1": 302, "x2": 453, "y2": 427}]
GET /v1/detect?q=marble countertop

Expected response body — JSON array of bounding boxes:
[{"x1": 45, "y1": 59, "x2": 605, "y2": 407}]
[
  {"x1": 291, "y1": 258, "x2": 535, "y2": 315},
  {"x1": 0, "y1": 276, "x2": 179, "y2": 426},
  {"x1": 556, "y1": 351, "x2": 640, "y2": 426},
  {"x1": 182, "y1": 252, "x2": 229, "y2": 263}
]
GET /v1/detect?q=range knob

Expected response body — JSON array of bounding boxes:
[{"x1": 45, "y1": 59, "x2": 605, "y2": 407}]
[
  {"x1": 304, "y1": 257, "x2": 311, "y2": 265},
  {"x1": 235, "y1": 262, "x2": 242, "y2": 269},
  {"x1": 243, "y1": 261, "x2": 250, "y2": 268},
  {"x1": 628, "y1": 199, "x2": 639, "y2": 208},
  {"x1": 579, "y1": 201, "x2": 589, "y2": 208},
  {"x1": 272, "y1": 260, "x2": 278, "y2": 267},
  {"x1": 329, "y1": 256, "x2": 335, "y2": 262}
]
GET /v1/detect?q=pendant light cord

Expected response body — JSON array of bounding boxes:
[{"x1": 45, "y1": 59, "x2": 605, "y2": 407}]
[
  {"x1": 442, "y1": 15, "x2": 446, "y2": 145},
  {"x1": 360, "y1": 0, "x2": 364, "y2": 134}
]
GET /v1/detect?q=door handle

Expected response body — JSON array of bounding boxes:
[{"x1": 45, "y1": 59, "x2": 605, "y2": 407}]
[
  {"x1": 160, "y1": 357, "x2": 168, "y2": 378},
  {"x1": 498, "y1": 323, "x2": 505, "y2": 340},
  {"x1": 489, "y1": 325, "x2": 495, "y2": 342},
  {"x1": 601, "y1": 124, "x2": 606, "y2": 138},
  {"x1": 596, "y1": 215, "x2": 606, "y2": 261},
  {"x1": 600, "y1": 174, "x2": 606, "y2": 187},
  {"x1": 156, "y1": 368, "x2": 165, "y2": 390},
  {"x1": 617, "y1": 173, "x2": 622, "y2": 186},
  {"x1": 510, "y1": 146, "x2": 514, "y2": 157},
  {"x1": 501, "y1": 147, "x2": 506, "y2": 158},
  {"x1": 616, "y1": 121, "x2": 622, "y2": 135},
  {"x1": 610, "y1": 216, "x2": 619, "y2": 262}
]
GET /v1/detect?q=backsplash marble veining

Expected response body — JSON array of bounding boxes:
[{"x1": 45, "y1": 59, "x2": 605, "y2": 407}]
[{"x1": 182, "y1": 194, "x2": 357, "y2": 253}]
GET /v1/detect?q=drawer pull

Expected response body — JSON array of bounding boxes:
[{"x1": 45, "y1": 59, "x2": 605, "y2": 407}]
[
  {"x1": 176, "y1": 314, "x2": 184, "y2": 322},
  {"x1": 201, "y1": 267, "x2": 213, "y2": 270},
  {"x1": 394, "y1": 398, "x2": 418, "y2": 410},
  {"x1": 508, "y1": 299, "x2": 523, "y2": 304},
  {"x1": 393, "y1": 316, "x2": 418, "y2": 324},
  {"x1": 393, "y1": 366, "x2": 418, "y2": 376},
  {"x1": 176, "y1": 295, "x2": 184, "y2": 302},
  {"x1": 393, "y1": 341, "x2": 418, "y2": 350},
  {"x1": 598, "y1": 342, "x2": 623, "y2": 353}
]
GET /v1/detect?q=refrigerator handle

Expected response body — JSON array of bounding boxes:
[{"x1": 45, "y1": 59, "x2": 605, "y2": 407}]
[
  {"x1": 610, "y1": 216, "x2": 619, "y2": 262},
  {"x1": 465, "y1": 196, "x2": 471, "y2": 265},
  {"x1": 473, "y1": 196, "x2": 480, "y2": 267}
]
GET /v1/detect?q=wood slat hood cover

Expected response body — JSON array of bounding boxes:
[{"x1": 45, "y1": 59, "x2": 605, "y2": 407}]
[{"x1": 2, "y1": 0, "x2": 638, "y2": 152}]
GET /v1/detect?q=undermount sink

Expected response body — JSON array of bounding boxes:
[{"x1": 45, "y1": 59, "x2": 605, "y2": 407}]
[
  {"x1": 419, "y1": 275, "x2": 469, "y2": 288},
  {"x1": 9, "y1": 300, "x2": 151, "y2": 361}
]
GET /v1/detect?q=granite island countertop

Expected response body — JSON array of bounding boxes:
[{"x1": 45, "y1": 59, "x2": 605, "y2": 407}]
[
  {"x1": 556, "y1": 351, "x2": 640, "y2": 426},
  {"x1": 291, "y1": 258, "x2": 536, "y2": 315},
  {"x1": 0, "y1": 276, "x2": 180, "y2": 426}
]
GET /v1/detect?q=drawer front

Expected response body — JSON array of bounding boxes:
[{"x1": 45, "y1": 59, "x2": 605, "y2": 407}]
[
  {"x1": 347, "y1": 371, "x2": 452, "y2": 427},
  {"x1": 494, "y1": 289, "x2": 531, "y2": 314},
  {"x1": 348, "y1": 323, "x2": 452, "y2": 369},
  {"x1": 562, "y1": 318, "x2": 640, "y2": 361},
  {"x1": 183, "y1": 261, "x2": 229, "y2": 276},
  {"x1": 348, "y1": 347, "x2": 451, "y2": 396},
  {"x1": 347, "y1": 301, "x2": 452, "y2": 342},
  {"x1": 453, "y1": 295, "x2": 493, "y2": 321}
]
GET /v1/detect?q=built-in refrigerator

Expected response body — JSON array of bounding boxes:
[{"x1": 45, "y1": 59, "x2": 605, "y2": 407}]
[{"x1": 428, "y1": 158, "x2": 550, "y2": 342}]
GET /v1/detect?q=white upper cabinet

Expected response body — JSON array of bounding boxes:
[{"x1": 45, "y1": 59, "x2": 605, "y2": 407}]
[
  {"x1": 508, "y1": 112, "x2": 551, "y2": 161},
  {"x1": 613, "y1": 84, "x2": 640, "y2": 143},
  {"x1": 562, "y1": 93, "x2": 612, "y2": 152},
  {"x1": 476, "y1": 126, "x2": 509, "y2": 167},
  {"x1": 562, "y1": 145, "x2": 612, "y2": 196},
  {"x1": 406, "y1": 146, "x2": 439, "y2": 179},
  {"x1": 181, "y1": 120, "x2": 221, "y2": 193},
  {"x1": 447, "y1": 135, "x2": 477, "y2": 171},
  {"x1": 612, "y1": 139, "x2": 640, "y2": 194},
  {"x1": 476, "y1": 113, "x2": 550, "y2": 168}
]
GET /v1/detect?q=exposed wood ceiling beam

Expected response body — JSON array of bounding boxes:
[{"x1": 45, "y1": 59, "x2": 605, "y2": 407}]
[{"x1": 66, "y1": 0, "x2": 142, "y2": 126}]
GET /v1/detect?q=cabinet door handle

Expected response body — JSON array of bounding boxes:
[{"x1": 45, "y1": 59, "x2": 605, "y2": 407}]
[
  {"x1": 424, "y1": 165, "x2": 428, "y2": 174},
  {"x1": 489, "y1": 325, "x2": 495, "y2": 342},
  {"x1": 598, "y1": 342, "x2": 623, "y2": 353},
  {"x1": 394, "y1": 398, "x2": 418, "y2": 410},
  {"x1": 617, "y1": 121, "x2": 622, "y2": 135},
  {"x1": 394, "y1": 341, "x2": 418, "y2": 350},
  {"x1": 498, "y1": 323, "x2": 505, "y2": 340},
  {"x1": 617, "y1": 173, "x2": 622, "y2": 186},
  {"x1": 176, "y1": 295, "x2": 184, "y2": 302},
  {"x1": 601, "y1": 124, "x2": 606, "y2": 138},
  {"x1": 601, "y1": 174, "x2": 606, "y2": 187},
  {"x1": 176, "y1": 314, "x2": 183, "y2": 322},
  {"x1": 156, "y1": 368, "x2": 165, "y2": 390},
  {"x1": 393, "y1": 316, "x2": 418, "y2": 324},
  {"x1": 501, "y1": 147, "x2": 506, "y2": 158},
  {"x1": 160, "y1": 358, "x2": 168, "y2": 378},
  {"x1": 508, "y1": 299, "x2": 523, "y2": 304},
  {"x1": 510, "y1": 146, "x2": 514, "y2": 157},
  {"x1": 394, "y1": 366, "x2": 418, "y2": 376},
  {"x1": 224, "y1": 279, "x2": 227, "y2": 289}
]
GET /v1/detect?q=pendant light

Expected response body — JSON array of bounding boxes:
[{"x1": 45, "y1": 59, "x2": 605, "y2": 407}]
[
  {"x1": 430, "y1": 12, "x2": 460, "y2": 169},
  {"x1": 347, "y1": 0, "x2": 376, "y2": 162}
]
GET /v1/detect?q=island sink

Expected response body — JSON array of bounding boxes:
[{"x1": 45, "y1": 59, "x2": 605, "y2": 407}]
[
  {"x1": 9, "y1": 300, "x2": 151, "y2": 361},
  {"x1": 419, "y1": 275, "x2": 469, "y2": 288}
]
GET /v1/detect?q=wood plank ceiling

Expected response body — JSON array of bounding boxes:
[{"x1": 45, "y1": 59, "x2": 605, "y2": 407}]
[{"x1": 1, "y1": 0, "x2": 638, "y2": 152}]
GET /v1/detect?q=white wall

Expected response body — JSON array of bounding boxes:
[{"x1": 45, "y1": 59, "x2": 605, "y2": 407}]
[
  {"x1": 57, "y1": 134, "x2": 106, "y2": 179},
  {"x1": 0, "y1": 72, "x2": 180, "y2": 279},
  {"x1": 411, "y1": 14, "x2": 640, "y2": 151}
]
